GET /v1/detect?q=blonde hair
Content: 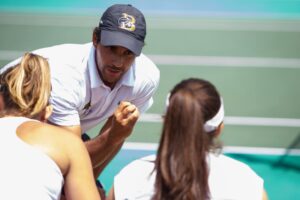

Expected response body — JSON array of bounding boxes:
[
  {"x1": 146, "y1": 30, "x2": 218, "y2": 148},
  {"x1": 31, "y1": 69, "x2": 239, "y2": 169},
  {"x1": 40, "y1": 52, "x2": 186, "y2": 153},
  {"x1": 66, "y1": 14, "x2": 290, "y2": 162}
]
[{"x1": 0, "y1": 53, "x2": 51, "y2": 118}]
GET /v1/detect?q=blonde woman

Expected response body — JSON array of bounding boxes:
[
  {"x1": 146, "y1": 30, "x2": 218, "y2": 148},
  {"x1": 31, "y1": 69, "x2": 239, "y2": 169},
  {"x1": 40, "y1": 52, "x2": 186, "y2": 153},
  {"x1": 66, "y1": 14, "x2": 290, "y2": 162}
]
[{"x1": 0, "y1": 53, "x2": 101, "y2": 200}]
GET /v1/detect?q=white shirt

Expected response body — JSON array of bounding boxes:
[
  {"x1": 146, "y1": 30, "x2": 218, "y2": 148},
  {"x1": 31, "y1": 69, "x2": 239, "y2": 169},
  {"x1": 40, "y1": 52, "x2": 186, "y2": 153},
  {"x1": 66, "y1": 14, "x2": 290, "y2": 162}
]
[
  {"x1": 113, "y1": 154, "x2": 264, "y2": 200},
  {"x1": 0, "y1": 117, "x2": 63, "y2": 200},
  {"x1": 1, "y1": 43, "x2": 160, "y2": 132}
]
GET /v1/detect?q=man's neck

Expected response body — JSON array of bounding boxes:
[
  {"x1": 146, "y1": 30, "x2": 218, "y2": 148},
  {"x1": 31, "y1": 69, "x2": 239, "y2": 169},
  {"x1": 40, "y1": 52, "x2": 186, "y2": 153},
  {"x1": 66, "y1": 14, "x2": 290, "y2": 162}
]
[{"x1": 96, "y1": 67, "x2": 116, "y2": 90}]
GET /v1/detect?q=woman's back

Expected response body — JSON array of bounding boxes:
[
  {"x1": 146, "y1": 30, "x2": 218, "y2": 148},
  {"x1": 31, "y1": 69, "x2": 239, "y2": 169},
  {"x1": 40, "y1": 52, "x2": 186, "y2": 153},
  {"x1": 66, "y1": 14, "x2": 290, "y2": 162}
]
[
  {"x1": 112, "y1": 153, "x2": 263, "y2": 200},
  {"x1": 208, "y1": 153, "x2": 263, "y2": 199},
  {"x1": 0, "y1": 117, "x2": 63, "y2": 200}
]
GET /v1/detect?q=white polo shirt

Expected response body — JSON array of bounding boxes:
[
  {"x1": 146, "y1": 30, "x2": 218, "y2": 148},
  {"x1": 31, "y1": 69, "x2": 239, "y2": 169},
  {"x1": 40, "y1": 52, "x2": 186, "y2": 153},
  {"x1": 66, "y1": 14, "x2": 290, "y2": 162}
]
[{"x1": 1, "y1": 43, "x2": 160, "y2": 133}]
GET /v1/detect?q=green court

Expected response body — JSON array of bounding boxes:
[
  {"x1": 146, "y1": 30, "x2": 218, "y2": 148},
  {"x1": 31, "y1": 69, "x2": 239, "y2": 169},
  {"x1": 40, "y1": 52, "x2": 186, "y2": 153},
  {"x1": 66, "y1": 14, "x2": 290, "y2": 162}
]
[{"x1": 1, "y1": 1, "x2": 300, "y2": 199}]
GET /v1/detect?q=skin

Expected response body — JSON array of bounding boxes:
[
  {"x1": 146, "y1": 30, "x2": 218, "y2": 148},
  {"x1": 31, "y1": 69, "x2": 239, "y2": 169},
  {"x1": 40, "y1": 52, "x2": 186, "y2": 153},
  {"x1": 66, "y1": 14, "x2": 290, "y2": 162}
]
[
  {"x1": 13, "y1": 106, "x2": 101, "y2": 200},
  {"x1": 93, "y1": 32, "x2": 136, "y2": 90},
  {"x1": 0, "y1": 95, "x2": 3, "y2": 110},
  {"x1": 57, "y1": 101, "x2": 139, "y2": 182}
]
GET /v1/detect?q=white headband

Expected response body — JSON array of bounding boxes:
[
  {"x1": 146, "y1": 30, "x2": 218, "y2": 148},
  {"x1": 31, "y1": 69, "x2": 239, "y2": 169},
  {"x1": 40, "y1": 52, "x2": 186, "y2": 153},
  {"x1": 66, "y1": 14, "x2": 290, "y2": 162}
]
[
  {"x1": 165, "y1": 93, "x2": 224, "y2": 132},
  {"x1": 203, "y1": 98, "x2": 224, "y2": 132}
]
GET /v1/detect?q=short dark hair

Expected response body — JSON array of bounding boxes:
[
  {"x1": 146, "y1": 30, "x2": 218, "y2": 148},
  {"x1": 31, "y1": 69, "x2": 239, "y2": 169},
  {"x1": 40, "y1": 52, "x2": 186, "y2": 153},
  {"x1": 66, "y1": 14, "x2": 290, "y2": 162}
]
[{"x1": 93, "y1": 27, "x2": 101, "y2": 44}]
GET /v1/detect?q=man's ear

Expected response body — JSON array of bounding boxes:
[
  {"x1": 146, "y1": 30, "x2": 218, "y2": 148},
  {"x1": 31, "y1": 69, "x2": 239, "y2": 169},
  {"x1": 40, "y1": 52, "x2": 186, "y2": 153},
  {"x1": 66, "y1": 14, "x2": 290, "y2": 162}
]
[
  {"x1": 40, "y1": 105, "x2": 53, "y2": 122},
  {"x1": 214, "y1": 122, "x2": 224, "y2": 138},
  {"x1": 92, "y1": 30, "x2": 98, "y2": 47},
  {"x1": 0, "y1": 94, "x2": 4, "y2": 111}
]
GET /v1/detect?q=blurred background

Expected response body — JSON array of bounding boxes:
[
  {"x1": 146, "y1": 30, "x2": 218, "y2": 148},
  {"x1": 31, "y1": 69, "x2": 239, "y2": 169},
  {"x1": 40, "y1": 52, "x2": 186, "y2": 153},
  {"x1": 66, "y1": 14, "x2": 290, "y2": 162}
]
[{"x1": 1, "y1": 0, "x2": 300, "y2": 199}]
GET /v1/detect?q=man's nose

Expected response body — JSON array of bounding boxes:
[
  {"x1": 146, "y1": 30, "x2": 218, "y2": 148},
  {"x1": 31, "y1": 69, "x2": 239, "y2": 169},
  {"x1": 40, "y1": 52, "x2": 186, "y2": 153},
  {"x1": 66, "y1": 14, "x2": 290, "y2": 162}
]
[{"x1": 112, "y1": 54, "x2": 123, "y2": 68}]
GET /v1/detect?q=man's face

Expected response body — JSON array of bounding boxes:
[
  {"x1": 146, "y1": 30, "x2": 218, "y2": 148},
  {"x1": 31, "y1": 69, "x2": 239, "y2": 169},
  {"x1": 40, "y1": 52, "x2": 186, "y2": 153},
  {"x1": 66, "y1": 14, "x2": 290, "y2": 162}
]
[{"x1": 94, "y1": 42, "x2": 136, "y2": 88}]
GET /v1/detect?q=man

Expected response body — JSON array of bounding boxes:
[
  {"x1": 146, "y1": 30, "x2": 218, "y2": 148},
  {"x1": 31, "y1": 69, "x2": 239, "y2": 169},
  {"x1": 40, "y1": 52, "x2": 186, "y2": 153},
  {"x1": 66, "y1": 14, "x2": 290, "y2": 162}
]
[{"x1": 2, "y1": 4, "x2": 160, "y2": 186}]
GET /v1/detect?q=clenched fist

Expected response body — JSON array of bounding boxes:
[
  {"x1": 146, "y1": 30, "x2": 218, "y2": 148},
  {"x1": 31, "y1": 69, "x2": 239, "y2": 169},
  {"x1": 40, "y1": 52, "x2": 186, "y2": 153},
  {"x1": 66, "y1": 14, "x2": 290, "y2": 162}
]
[{"x1": 109, "y1": 101, "x2": 140, "y2": 143}]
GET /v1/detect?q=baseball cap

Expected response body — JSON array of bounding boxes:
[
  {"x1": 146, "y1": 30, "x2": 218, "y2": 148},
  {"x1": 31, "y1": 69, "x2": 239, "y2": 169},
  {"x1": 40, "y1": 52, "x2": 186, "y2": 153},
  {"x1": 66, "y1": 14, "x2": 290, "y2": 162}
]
[{"x1": 99, "y1": 4, "x2": 146, "y2": 56}]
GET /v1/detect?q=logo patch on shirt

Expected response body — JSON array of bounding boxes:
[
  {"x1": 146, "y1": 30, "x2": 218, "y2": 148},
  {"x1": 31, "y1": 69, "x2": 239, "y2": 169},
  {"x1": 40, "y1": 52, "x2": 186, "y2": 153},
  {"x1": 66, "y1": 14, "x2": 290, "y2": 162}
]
[
  {"x1": 118, "y1": 13, "x2": 136, "y2": 31},
  {"x1": 82, "y1": 101, "x2": 91, "y2": 115}
]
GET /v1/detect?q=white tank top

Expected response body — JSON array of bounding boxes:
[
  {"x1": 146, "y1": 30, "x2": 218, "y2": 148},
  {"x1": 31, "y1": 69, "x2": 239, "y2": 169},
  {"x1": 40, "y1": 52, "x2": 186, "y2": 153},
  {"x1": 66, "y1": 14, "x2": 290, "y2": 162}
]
[{"x1": 0, "y1": 117, "x2": 64, "y2": 200}]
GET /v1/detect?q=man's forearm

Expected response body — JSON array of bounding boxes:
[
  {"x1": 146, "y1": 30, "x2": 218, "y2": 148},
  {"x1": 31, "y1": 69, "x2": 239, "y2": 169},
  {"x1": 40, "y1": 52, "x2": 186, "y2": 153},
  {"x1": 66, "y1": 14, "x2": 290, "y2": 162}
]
[
  {"x1": 92, "y1": 142, "x2": 124, "y2": 178},
  {"x1": 84, "y1": 102, "x2": 139, "y2": 178},
  {"x1": 84, "y1": 128, "x2": 124, "y2": 170}
]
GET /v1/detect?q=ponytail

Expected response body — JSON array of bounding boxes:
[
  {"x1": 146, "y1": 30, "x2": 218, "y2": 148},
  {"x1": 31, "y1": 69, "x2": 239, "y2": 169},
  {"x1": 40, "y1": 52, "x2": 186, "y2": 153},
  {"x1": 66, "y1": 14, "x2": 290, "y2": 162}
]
[
  {"x1": 152, "y1": 78, "x2": 222, "y2": 200},
  {"x1": 153, "y1": 89, "x2": 210, "y2": 200},
  {"x1": 0, "y1": 53, "x2": 51, "y2": 118}
]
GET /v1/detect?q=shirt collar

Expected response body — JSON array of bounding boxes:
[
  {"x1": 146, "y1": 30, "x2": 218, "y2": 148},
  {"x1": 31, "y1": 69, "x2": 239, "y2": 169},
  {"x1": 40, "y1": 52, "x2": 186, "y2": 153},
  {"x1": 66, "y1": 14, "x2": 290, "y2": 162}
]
[
  {"x1": 88, "y1": 45, "x2": 135, "y2": 89},
  {"x1": 118, "y1": 61, "x2": 135, "y2": 87}
]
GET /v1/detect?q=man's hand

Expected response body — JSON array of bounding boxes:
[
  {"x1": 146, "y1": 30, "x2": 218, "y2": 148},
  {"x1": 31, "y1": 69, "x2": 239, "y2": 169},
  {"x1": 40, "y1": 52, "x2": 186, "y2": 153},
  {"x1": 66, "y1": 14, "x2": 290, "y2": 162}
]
[
  {"x1": 109, "y1": 101, "x2": 139, "y2": 144},
  {"x1": 83, "y1": 101, "x2": 139, "y2": 177}
]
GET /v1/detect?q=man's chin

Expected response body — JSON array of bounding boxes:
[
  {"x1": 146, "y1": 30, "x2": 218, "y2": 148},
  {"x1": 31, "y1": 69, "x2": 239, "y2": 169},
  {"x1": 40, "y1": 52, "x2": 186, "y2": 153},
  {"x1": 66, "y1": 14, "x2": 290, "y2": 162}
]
[{"x1": 102, "y1": 77, "x2": 118, "y2": 88}]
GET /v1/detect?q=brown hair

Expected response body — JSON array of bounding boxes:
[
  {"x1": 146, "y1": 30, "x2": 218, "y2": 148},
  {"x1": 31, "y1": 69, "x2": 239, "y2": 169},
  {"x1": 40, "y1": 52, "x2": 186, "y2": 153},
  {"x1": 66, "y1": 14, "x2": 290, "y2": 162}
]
[
  {"x1": 0, "y1": 53, "x2": 51, "y2": 118},
  {"x1": 93, "y1": 27, "x2": 101, "y2": 43},
  {"x1": 152, "y1": 78, "x2": 222, "y2": 200}
]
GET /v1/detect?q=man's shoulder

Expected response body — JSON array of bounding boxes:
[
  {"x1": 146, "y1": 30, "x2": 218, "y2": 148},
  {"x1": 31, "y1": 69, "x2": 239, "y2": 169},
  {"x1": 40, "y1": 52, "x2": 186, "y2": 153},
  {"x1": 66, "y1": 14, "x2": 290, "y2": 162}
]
[
  {"x1": 134, "y1": 53, "x2": 160, "y2": 85},
  {"x1": 32, "y1": 43, "x2": 92, "y2": 63},
  {"x1": 36, "y1": 43, "x2": 92, "y2": 78},
  {"x1": 135, "y1": 53, "x2": 158, "y2": 71},
  {"x1": 33, "y1": 43, "x2": 91, "y2": 55},
  {"x1": 1, "y1": 43, "x2": 93, "y2": 74},
  {"x1": 44, "y1": 44, "x2": 89, "y2": 111}
]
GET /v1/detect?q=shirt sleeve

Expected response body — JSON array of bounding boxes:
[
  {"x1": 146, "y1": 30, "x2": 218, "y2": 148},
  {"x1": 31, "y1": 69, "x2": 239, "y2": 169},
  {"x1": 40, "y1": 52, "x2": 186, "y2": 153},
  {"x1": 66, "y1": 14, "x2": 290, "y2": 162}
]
[
  {"x1": 130, "y1": 61, "x2": 160, "y2": 113},
  {"x1": 47, "y1": 60, "x2": 85, "y2": 127},
  {"x1": 48, "y1": 92, "x2": 81, "y2": 126},
  {"x1": 131, "y1": 85, "x2": 155, "y2": 114}
]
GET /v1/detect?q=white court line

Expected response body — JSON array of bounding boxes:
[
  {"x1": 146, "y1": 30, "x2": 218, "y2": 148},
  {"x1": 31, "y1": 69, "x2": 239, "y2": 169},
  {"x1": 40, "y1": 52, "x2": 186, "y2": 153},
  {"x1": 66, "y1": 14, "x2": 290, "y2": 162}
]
[
  {"x1": 148, "y1": 55, "x2": 300, "y2": 69},
  {"x1": 0, "y1": 13, "x2": 96, "y2": 27},
  {"x1": 140, "y1": 113, "x2": 300, "y2": 128},
  {"x1": 123, "y1": 142, "x2": 300, "y2": 156},
  {"x1": 1, "y1": 50, "x2": 300, "y2": 69},
  {"x1": 1, "y1": 13, "x2": 300, "y2": 32},
  {"x1": 148, "y1": 18, "x2": 300, "y2": 32}
]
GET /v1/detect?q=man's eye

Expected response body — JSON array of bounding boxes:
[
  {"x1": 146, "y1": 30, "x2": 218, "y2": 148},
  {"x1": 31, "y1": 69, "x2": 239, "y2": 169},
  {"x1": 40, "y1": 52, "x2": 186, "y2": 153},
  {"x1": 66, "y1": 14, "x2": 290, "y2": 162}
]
[
  {"x1": 108, "y1": 46, "x2": 115, "y2": 51},
  {"x1": 103, "y1": 46, "x2": 114, "y2": 51},
  {"x1": 124, "y1": 51, "x2": 134, "y2": 56}
]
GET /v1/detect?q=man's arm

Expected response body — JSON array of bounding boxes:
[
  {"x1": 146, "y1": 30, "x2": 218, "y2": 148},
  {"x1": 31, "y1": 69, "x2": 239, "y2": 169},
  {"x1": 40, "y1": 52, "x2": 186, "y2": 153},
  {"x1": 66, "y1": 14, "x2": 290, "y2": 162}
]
[
  {"x1": 52, "y1": 102, "x2": 139, "y2": 178},
  {"x1": 49, "y1": 119, "x2": 120, "y2": 178},
  {"x1": 85, "y1": 102, "x2": 139, "y2": 175}
]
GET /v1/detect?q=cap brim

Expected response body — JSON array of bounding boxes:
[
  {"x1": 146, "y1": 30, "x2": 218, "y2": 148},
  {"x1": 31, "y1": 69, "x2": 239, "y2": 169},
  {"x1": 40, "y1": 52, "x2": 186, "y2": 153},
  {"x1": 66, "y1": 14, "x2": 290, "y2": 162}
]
[{"x1": 100, "y1": 30, "x2": 144, "y2": 56}]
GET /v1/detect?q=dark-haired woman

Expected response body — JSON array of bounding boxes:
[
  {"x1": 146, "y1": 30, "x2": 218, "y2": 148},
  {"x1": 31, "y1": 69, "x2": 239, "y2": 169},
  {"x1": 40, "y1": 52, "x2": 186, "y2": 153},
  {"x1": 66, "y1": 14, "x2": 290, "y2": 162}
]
[{"x1": 108, "y1": 78, "x2": 267, "y2": 200}]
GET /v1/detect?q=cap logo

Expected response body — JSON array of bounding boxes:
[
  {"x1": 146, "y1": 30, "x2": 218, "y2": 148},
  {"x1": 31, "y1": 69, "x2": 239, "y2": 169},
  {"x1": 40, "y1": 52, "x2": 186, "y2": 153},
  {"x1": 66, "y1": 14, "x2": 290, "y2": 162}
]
[{"x1": 118, "y1": 13, "x2": 136, "y2": 31}]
